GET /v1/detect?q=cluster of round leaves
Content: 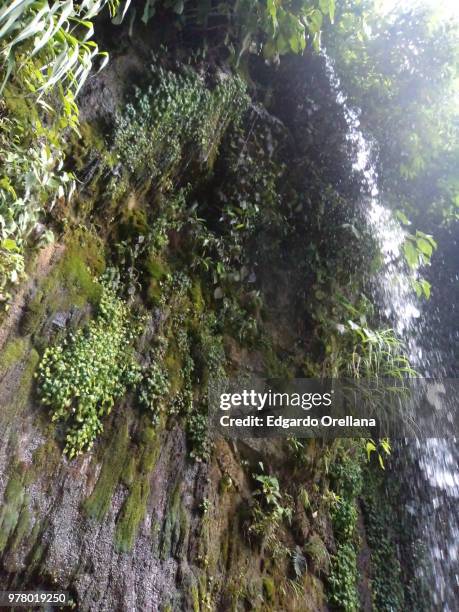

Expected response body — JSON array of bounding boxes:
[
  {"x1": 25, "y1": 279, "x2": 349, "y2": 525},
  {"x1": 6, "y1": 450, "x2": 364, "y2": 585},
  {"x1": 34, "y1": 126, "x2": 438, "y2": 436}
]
[
  {"x1": 37, "y1": 280, "x2": 142, "y2": 458},
  {"x1": 327, "y1": 449, "x2": 363, "y2": 611},
  {"x1": 112, "y1": 66, "x2": 249, "y2": 181},
  {"x1": 138, "y1": 354, "x2": 170, "y2": 426}
]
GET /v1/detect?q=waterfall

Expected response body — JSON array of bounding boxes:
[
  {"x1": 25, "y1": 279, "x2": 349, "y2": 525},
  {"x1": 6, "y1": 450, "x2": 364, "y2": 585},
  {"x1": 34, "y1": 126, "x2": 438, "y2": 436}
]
[{"x1": 324, "y1": 53, "x2": 459, "y2": 609}]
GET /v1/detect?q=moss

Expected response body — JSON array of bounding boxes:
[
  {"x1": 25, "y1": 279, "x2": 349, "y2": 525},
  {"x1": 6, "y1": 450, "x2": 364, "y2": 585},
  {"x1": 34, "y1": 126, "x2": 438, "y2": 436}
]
[
  {"x1": 115, "y1": 478, "x2": 151, "y2": 553},
  {"x1": 0, "y1": 466, "x2": 26, "y2": 553},
  {"x1": 5, "y1": 347, "x2": 40, "y2": 417},
  {"x1": 220, "y1": 529, "x2": 230, "y2": 570},
  {"x1": 83, "y1": 419, "x2": 130, "y2": 521},
  {"x1": 144, "y1": 254, "x2": 170, "y2": 306},
  {"x1": 117, "y1": 207, "x2": 149, "y2": 240},
  {"x1": 31, "y1": 438, "x2": 60, "y2": 480},
  {"x1": 164, "y1": 345, "x2": 183, "y2": 395},
  {"x1": 80, "y1": 122, "x2": 106, "y2": 155},
  {"x1": 262, "y1": 344, "x2": 294, "y2": 381},
  {"x1": 191, "y1": 584, "x2": 200, "y2": 612},
  {"x1": 262, "y1": 577, "x2": 276, "y2": 603},
  {"x1": 114, "y1": 421, "x2": 160, "y2": 552},
  {"x1": 22, "y1": 229, "x2": 105, "y2": 337},
  {"x1": 145, "y1": 253, "x2": 170, "y2": 281},
  {"x1": 161, "y1": 483, "x2": 186, "y2": 560},
  {"x1": 58, "y1": 244, "x2": 103, "y2": 305},
  {"x1": 10, "y1": 504, "x2": 32, "y2": 551},
  {"x1": 190, "y1": 279, "x2": 205, "y2": 314},
  {"x1": 121, "y1": 455, "x2": 137, "y2": 487},
  {"x1": 0, "y1": 337, "x2": 30, "y2": 373},
  {"x1": 138, "y1": 424, "x2": 160, "y2": 473}
]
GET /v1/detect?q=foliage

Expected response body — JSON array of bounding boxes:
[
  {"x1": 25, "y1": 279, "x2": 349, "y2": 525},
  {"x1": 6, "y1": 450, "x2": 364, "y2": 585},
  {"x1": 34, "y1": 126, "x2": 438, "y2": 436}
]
[
  {"x1": 137, "y1": 351, "x2": 170, "y2": 425},
  {"x1": 0, "y1": 0, "x2": 130, "y2": 304},
  {"x1": 330, "y1": 498, "x2": 357, "y2": 541},
  {"x1": 325, "y1": 1, "x2": 459, "y2": 227},
  {"x1": 365, "y1": 438, "x2": 390, "y2": 470},
  {"x1": 0, "y1": 0, "x2": 122, "y2": 102},
  {"x1": 328, "y1": 542, "x2": 359, "y2": 611},
  {"x1": 36, "y1": 278, "x2": 142, "y2": 457},
  {"x1": 111, "y1": 67, "x2": 249, "y2": 194},
  {"x1": 329, "y1": 450, "x2": 363, "y2": 499},
  {"x1": 249, "y1": 463, "x2": 293, "y2": 550},
  {"x1": 128, "y1": 0, "x2": 336, "y2": 61},
  {"x1": 313, "y1": 291, "x2": 416, "y2": 379},
  {"x1": 187, "y1": 410, "x2": 211, "y2": 462},
  {"x1": 0, "y1": 108, "x2": 74, "y2": 304},
  {"x1": 304, "y1": 534, "x2": 330, "y2": 575},
  {"x1": 361, "y1": 465, "x2": 405, "y2": 611},
  {"x1": 253, "y1": 471, "x2": 283, "y2": 506},
  {"x1": 327, "y1": 445, "x2": 362, "y2": 611}
]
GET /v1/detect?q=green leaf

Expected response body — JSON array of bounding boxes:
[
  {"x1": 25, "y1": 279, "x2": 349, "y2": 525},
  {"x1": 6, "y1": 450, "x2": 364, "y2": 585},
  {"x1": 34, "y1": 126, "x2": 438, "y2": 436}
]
[
  {"x1": 403, "y1": 240, "x2": 418, "y2": 269},
  {"x1": 395, "y1": 210, "x2": 411, "y2": 226},
  {"x1": 420, "y1": 279, "x2": 431, "y2": 299},
  {"x1": 416, "y1": 237, "x2": 433, "y2": 258},
  {"x1": 1, "y1": 238, "x2": 18, "y2": 252}
]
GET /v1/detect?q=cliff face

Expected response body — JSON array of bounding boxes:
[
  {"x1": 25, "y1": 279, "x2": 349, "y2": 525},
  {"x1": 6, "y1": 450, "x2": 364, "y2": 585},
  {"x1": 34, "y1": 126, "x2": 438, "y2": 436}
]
[
  {"x1": 0, "y1": 240, "x2": 327, "y2": 611},
  {"x1": 0, "y1": 32, "x2": 366, "y2": 612}
]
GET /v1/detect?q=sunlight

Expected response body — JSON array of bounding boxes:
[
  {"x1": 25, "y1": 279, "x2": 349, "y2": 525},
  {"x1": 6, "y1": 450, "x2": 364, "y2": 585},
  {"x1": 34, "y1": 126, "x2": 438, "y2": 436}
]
[{"x1": 379, "y1": 0, "x2": 459, "y2": 19}]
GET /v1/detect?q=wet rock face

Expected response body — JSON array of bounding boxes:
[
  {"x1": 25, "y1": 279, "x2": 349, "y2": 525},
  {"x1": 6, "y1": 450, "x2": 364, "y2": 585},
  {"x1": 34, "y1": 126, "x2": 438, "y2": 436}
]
[
  {"x1": 0, "y1": 31, "x2": 350, "y2": 611},
  {"x1": 0, "y1": 351, "x2": 250, "y2": 611}
]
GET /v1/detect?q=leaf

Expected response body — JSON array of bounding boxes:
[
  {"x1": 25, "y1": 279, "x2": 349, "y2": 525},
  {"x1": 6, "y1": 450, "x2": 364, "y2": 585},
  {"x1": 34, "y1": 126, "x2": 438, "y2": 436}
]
[
  {"x1": 308, "y1": 9, "x2": 323, "y2": 35},
  {"x1": 416, "y1": 237, "x2": 432, "y2": 258},
  {"x1": 395, "y1": 210, "x2": 411, "y2": 226},
  {"x1": 366, "y1": 440, "x2": 376, "y2": 461},
  {"x1": 420, "y1": 279, "x2": 431, "y2": 299},
  {"x1": 403, "y1": 240, "x2": 418, "y2": 269},
  {"x1": 1, "y1": 238, "x2": 18, "y2": 252}
]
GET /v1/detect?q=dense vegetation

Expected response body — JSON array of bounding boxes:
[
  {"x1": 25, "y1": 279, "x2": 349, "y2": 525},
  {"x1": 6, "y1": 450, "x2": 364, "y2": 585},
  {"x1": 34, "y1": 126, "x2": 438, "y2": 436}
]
[{"x1": 0, "y1": 0, "x2": 457, "y2": 610}]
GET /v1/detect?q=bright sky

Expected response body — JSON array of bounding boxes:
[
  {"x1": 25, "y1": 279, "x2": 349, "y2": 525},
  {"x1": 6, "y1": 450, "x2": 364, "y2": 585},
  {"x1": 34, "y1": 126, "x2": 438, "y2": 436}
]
[{"x1": 378, "y1": 0, "x2": 459, "y2": 20}]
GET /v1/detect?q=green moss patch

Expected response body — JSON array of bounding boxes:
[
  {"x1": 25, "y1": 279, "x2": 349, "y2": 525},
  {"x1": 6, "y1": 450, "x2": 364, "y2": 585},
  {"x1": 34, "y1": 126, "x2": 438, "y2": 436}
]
[
  {"x1": 0, "y1": 336, "x2": 30, "y2": 373},
  {"x1": 22, "y1": 229, "x2": 105, "y2": 337},
  {"x1": 0, "y1": 465, "x2": 27, "y2": 553},
  {"x1": 83, "y1": 419, "x2": 130, "y2": 521},
  {"x1": 114, "y1": 422, "x2": 160, "y2": 553}
]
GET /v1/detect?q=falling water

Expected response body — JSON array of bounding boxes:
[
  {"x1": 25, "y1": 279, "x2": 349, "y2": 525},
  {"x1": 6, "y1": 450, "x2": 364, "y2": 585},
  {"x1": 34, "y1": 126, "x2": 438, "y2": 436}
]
[{"x1": 324, "y1": 54, "x2": 459, "y2": 609}]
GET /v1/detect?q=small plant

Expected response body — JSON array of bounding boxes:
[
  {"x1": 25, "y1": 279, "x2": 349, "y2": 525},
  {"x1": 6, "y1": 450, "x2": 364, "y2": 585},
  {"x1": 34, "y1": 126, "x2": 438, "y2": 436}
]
[
  {"x1": 330, "y1": 499, "x2": 358, "y2": 541},
  {"x1": 111, "y1": 67, "x2": 248, "y2": 195},
  {"x1": 200, "y1": 498, "x2": 211, "y2": 515},
  {"x1": 249, "y1": 464, "x2": 293, "y2": 550},
  {"x1": 292, "y1": 546, "x2": 307, "y2": 579},
  {"x1": 187, "y1": 408, "x2": 212, "y2": 462},
  {"x1": 298, "y1": 486, "x2": 310, "y2": 511},
  {"x1": 0, "y1": 111, "x2": 74, "y2": 303},
  {"x1": 304, "y1": 534, "x2": 330, "y2": 575},
  {"x1": 37, "y1": 278, "x2": 142, "y2": 457},
  {"x1": 326, "y1": 445, "x2": 362, "y2": 610},
  {"x1": 253, "y1": 471, "x2": 283, "y2": 507},
  {"x1": 138, "y1": 359, "x2": 170, "y2": 425},
  {"x1": 328, "y1": 542, "x2": 359, "y2": 611},
  {"x1": 365, "y1": 438, "x2": 391, "y2": 469}
]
